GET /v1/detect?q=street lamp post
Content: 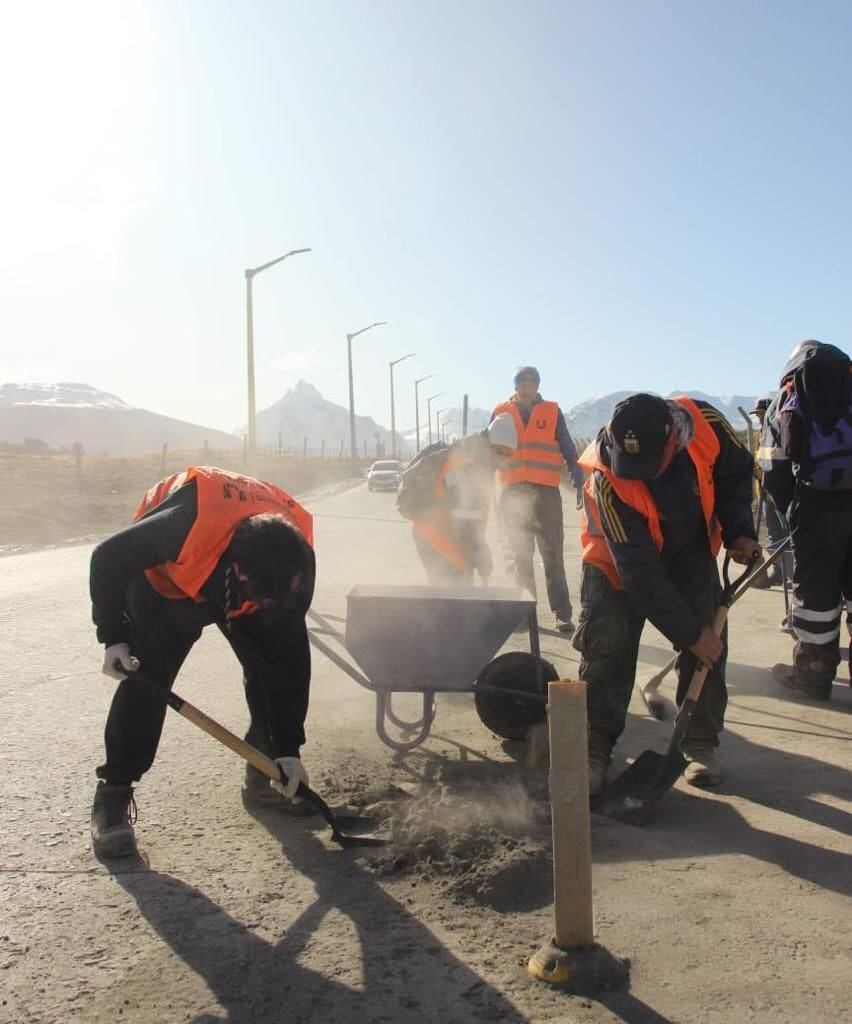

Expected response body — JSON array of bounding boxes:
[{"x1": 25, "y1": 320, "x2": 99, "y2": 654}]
[
  {"x1": 347, "y1": 321, "x2": 387, "y2": 470},
  {"x1": 434, "y1": 408, "x2": 447, "y2": 446},
  {"x1": 245, "y1": 248, "x2": 311, "y2": 458},
  {"x1": 389, "y1": 352, "x2": 416, "y2": 459},
  {"x1": 426, "y1": 392, "x2": 443, "y2": 446},
  {"x1": 414, "y1": 374, "x2": 435, "y2": 453}
]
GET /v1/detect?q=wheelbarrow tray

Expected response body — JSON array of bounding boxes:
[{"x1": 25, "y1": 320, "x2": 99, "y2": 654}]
[{"x1": 344, "y1": 584, "x2": 535, "y2": 693}]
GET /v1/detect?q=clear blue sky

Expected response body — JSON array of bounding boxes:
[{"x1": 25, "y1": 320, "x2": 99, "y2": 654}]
[{"x1": 1, "y1": 0, "x2": 850, "y2": 432}]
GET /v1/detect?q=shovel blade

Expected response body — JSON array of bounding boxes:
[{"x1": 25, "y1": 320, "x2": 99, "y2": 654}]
[
  {"x1": 326, "y1": 812, "x2": 389, "y2": 847},
  {"x1": 594, "y1": 748, "x2": 687, "y2": 825}
]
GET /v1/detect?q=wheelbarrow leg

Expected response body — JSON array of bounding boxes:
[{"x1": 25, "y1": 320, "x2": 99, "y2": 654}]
[
  {"x1": 375, "y1": 691, "x2": 436, "y2": 752},
  {"x1": 386, "y1": 692, "x2": 434, "y2": 731},
  {"x1": 528, "y1": 608, "x2": 544, "y2": 694}
]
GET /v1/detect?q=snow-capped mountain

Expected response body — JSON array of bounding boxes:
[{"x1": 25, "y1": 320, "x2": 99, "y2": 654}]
[
  {"x1": 253, "y1": 380, "x2": 412, "y2": 457},
  {"x1": 564, "y1": 391, "x2": 760, "y2": 444},
  {"x1": 0, "y1": 382, "x2": 130, "y2": 410},
  {"x1": 401, "y1": 404, "x2": 492, "y2": 446},
  {"x1": 0, "y1": 382, "x2": 242, "y2": 455}
]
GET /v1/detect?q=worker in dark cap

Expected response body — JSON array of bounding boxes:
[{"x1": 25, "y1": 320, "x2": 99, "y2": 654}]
[
  {"x1": 492, "y1": 367, "x2": 584, "y2": 635},
  {"x1": 576, "y1": 393, "x2": 760, "y2": 795}
]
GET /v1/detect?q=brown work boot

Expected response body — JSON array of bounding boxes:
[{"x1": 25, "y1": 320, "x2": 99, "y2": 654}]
[
  {"x1": 682, "y1": 742, "x2": 722, "y2": 787},
  {"x1": 588, "y1": 755, "x2": 608, "y2": 798},
  {"x1": 587, "y1": 733, "x2": 612, "y2": 798},
  {"x1": 772, "y1": 663, "x2": 832, "y2": 701},
  {"x1": 91, "y1": 782, "x2": 138, "y2": 858}
]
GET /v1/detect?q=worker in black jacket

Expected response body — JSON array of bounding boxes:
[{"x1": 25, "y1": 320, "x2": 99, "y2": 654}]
[
  {"x1": 761, "y1": 340, "x2": 852, "y2": 700},
  {"x1": 89, "y1": 467, "x2": 316, "y2": 858},
  {"x1": 576, "y1": 395, "x2": 760, "y2": 795}
]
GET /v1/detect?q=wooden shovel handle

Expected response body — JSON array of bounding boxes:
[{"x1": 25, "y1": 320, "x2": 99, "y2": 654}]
[
  {"x1": 684, "y1": 603, "x2": 730, "y2": 703},
  {"x1": 171, "y1": 696, "x2": 282, "y2": 782}
]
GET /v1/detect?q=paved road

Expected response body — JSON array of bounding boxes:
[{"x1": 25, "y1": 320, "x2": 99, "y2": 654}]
[{"x1": 1, "y1": 482, "x2": 850, "y2": 1023}]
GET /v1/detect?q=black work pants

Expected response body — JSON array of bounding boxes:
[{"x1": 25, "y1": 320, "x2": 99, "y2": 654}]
[
  {"x1": 789, "y1": 486, "x2": 852, "y2": 693},
  {"x1": 500, "y1": 483, "x2": 572, "y2": 620},
  {"x1": 573, "y1": 543, "x2": 728, "y2": 757},
  {"x1": 97, "y1": 577, "x2": 310, "y2": 785}
]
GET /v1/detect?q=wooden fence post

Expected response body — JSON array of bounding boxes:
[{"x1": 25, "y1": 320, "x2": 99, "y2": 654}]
[{"x1": 528, "y1": 678, "x2": 629, "y2": 992}]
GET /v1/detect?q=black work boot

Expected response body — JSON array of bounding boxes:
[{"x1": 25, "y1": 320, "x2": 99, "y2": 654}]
[
  {"x1": 241, "y1": 764, "x2": 315, "y2": 816},
  {"x1": 91, "y1": 782, "x2": 138, "y2": 858}
]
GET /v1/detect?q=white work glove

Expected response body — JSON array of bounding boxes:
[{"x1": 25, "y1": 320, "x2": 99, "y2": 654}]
[
  {"x1": 102, "y1": 643, "x2": 140, "y2": 680},
  {"x1": 271, "y1": 757, "x2": 309, "y2": 800}
]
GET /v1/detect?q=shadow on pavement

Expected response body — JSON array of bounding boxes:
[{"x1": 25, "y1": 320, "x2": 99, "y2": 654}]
[
  {"x1": 637, "y1": 642, "x2": 852, "y2": 713},
  {"x1": 596, "y1": 714, "x2": 852, "y2": 898},
  {"x1": 112, "y1": 817, "x2": 535, "y2": 1024}
]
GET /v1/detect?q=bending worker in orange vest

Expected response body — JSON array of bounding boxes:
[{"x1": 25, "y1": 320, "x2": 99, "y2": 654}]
[
  {"x1": 88, "y1": 466, "x2": 316, "y2": 857},
  {"x1": 576, "y1": 394, "x2": 760, "y2": 795},
  {"x1": 412, "y1": 414, "x2": 518, "y2": 584},
  {"x1": 492, "y1": 366, "x2": 584, "y2": 634}
]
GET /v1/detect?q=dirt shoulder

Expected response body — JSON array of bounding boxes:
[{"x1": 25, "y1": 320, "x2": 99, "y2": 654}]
[{"x1": 0, "y1": 449, "x2": 361, "y2": 553}]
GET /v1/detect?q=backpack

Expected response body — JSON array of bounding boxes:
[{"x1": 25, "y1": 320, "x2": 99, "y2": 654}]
[
  {"x1": 780, "y1": 343, "x2": 852, "y2": 490},
  {"x1": 395, "y1": 442, "x2": 450, "y2": 520}
]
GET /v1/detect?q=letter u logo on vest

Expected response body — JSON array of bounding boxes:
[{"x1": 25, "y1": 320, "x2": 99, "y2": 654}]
[{"x1": 536, "y1": 418, "x2": 547, "y2": 430}]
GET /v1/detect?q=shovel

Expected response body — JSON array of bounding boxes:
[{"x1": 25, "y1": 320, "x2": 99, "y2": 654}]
[
  {"x1": 124, "y1": 669, "x2": 387, "y2": 848},
  {"x1": 639, "y1": 654, "x2": 678, "y2": 721},
  {"x1": 595, "y1": 540, "x2": 791, "y2": 826}
]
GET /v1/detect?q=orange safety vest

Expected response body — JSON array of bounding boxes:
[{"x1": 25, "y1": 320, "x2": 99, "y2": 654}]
[
  {"x1": 134, "y1": 466, "x2": 314, "y2": 614},
  {"x1": 412, "y1": 452, "x2": 484, "y2": 572},
  {"x1": 492, "y1": 398, "x2": 563, "y2": 488},
  {"x1": 577, "y1": 396, "x2": 722, "y2": 590}
]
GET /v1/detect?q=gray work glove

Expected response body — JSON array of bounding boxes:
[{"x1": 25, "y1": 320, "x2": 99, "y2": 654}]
[
  {"x1": 103, "y1": 643, "x2": 140, "y2": 680},
  {"x1": 271, "y1": 756, "x2": 309, "y2": 800}
]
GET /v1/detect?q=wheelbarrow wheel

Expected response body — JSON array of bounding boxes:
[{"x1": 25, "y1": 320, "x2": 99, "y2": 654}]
[{"x1": 474, "y1": 652, "x2": 558, "y2": 740}]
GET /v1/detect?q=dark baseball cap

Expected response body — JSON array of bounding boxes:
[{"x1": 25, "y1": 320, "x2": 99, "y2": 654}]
[
  {"x1": 606, "y1": 393, "x2": 673, "y2": 480},
  {"x1": 749, "y1": 395, "x2": 772, "y2": 415}
]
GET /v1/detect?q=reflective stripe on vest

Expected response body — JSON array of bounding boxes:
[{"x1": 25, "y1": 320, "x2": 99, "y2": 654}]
[
  {"x1": 577, "y1": 396, "x2": 722, "y2": 590},
  {"x1": 134, "y1": 466, "x2": 314, "y2": 607},
  {"x1": 493, "y1": 399, "x2": 563, "y2": 487}
]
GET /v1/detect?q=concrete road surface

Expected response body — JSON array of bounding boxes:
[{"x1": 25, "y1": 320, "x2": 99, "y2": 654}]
[{"x1": 1, "y1": 482, "x2": 850, "y2": 1023}]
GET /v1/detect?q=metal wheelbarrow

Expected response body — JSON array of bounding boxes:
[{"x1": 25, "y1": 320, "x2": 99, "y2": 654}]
[{"x1": 308, "y1": 584, "x2": 558, "y2": 752}]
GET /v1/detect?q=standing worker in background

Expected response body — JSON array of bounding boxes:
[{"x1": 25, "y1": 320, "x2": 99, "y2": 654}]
[
  {"x1": 398, "y1": 414, "x2": 518, "y2": 584},
  {"x1": 576, "y1": 394, "x2": 760, "y2": 795},
  {"x1": 492, "y1": 367, "x2": 584, "y2": 635},
  {"x1": 750, "y1": 395, "x2": 788, "y2": 593},
  {"x1": 764, "y1": 340, "x2": 852, "y2": 701},
  {"x1": 89, "y1": 466, "x2": 316, "y2": 858}
]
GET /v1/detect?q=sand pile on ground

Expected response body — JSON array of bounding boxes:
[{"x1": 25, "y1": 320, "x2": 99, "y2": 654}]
[{"x1": 361, "y1": 777, "x2": 552, "y2": 909}]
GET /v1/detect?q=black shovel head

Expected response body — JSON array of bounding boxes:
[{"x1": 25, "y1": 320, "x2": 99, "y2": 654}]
[
  {"x1": 594, "y1": 748, "x2": 688, "y2": 826},
  {"x1": 329, "y1": 813, "x2": 388, "y2": 847}
]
